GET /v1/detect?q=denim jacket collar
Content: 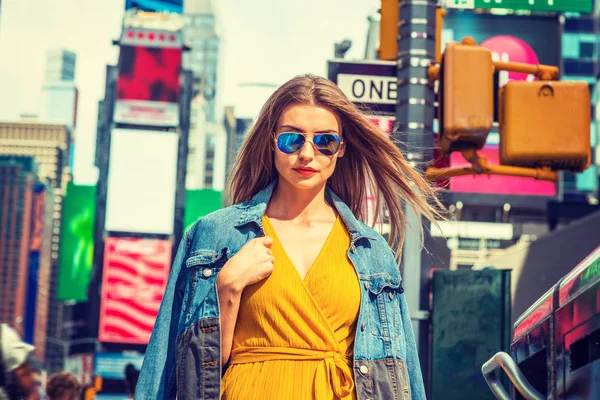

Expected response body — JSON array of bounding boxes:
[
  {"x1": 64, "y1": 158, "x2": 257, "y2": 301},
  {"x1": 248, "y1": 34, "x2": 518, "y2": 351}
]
[{"x1": 235, "y1": 180, "x2": 378, "y2": 242}]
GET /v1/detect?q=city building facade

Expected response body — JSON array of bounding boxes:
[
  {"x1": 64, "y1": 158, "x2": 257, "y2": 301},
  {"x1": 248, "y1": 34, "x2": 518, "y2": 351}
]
[
  {"x1": 561, "y1": 10, "x2": 600, "y2": 200},
  {"x1": 183, "y1": 0, "x2": 220, "y2": 122},
  {"x1": 0, "y1": 121, "x2": 72, "y2": 370}
]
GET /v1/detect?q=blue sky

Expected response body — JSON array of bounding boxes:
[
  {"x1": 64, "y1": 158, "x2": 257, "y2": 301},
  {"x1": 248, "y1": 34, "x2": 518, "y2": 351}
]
[{"x1": 0, "y1": 0, "x2": 377, "y2": 184}]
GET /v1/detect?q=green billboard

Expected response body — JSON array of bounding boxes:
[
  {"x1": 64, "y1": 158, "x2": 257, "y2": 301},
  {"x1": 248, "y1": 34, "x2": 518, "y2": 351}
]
[
  {"x1": 58, "y1": 185, "x2": 222, "y2": 301},
  {"x1": 184, "y1": 189, "x2": 223, "y2": 232},
  {"x1": 445, "y1": 0, "x2": 593, "y2": 13},
  {"x1": 58, "y1": 183, "x2": 97, "y2": 301}
]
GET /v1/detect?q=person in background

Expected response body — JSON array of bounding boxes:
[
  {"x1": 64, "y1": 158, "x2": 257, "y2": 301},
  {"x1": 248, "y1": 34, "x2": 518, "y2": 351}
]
[
  {"x1": 0, "y1": 324, "x2": 39, "y2": 400},
  {"x1": 45, "y1": 372, "x2": 80, "y2": 400},
  {"x1": 27, "y1": 365, "x2": 44, "y2": 400},
  {"x1": 123, "y1": 364, "x2": 139, "y2": 399}
]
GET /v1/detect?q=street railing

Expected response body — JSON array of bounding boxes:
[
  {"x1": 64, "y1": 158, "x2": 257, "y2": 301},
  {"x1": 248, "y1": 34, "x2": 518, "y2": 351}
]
[{"x1": 482, "y1": 352, "x2": 544, "y2": 400}]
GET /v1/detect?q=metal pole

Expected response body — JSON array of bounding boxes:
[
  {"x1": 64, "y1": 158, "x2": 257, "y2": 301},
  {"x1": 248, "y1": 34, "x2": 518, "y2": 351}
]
[{"x1": 395, "y1": 0, "x2": 438, "y2": 392}]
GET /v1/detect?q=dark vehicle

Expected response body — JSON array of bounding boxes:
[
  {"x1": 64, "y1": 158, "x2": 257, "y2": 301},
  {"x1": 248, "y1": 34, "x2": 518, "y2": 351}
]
[{"x1": 483, "y1": 246, "x2": 600, "y2": 399}]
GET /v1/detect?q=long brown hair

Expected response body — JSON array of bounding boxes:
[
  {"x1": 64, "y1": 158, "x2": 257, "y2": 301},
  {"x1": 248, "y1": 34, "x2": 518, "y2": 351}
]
[{"x1": 225, "y1": 75, "x2": 444, "y2": 259}]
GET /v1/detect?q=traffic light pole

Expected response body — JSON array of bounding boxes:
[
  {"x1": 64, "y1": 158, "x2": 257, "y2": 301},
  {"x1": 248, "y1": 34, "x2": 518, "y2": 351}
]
[{"x1": 395, "y1": 0, "x2": 438, "y2": 391}]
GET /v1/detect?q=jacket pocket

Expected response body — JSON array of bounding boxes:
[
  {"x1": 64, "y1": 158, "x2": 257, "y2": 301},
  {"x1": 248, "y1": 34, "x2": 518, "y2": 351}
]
[
  {"x1": 182, "y1": 248, "x2": 228, "y2": 322},
  {"x1": 365, "y1": 273, "x2": 405, "y2": 340}
]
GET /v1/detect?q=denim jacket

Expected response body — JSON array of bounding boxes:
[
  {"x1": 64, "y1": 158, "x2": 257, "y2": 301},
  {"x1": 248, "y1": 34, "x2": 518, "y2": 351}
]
[{"x1": 136, "y1": 182, "x2": 426, "y2": 400}]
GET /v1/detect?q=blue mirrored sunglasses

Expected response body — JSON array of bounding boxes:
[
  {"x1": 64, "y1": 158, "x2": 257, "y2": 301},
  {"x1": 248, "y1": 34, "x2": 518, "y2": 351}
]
[{"x1": 275, "y1": 132, "x2": 343, "y2": 156}]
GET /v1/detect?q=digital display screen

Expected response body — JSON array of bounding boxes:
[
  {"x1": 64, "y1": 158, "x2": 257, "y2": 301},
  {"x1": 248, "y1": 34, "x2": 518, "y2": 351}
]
[{"x1": 446, "y1": 0, "x2": 593, "y2": 13}]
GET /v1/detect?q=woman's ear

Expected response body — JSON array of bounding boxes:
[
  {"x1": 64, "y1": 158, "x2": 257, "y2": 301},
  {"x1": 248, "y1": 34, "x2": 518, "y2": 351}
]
[{"x1": 337, "y1": 142, "x2": 346, "y2": 158}]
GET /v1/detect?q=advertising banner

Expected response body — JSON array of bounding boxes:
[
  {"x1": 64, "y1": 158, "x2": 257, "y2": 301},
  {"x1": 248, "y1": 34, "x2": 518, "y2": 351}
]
[
  {"x1": 114, "y1": 42, "x2": 182, "y2": 127},
  {"x1": 95, "y1": 352, "x2": 144, "y2": 380},
  {"x1": 104, "y1": 128, "x2": 178, "y2": 235},
  {"x1": 125, "y1": 0, "x2": 183, "y2": 13},
  {"x1": 184, "y1": 189, "x2": 223, "y2": 232},
  {"x1": 58, "y1": 183, "x2": 96, "y2": 301},
  {"x1": 449, "y1": 145, "x2": 556, "y2": 196},
  {"x1": 98, "y1": 238, "x2": 171, "y2": 344},
  {"x1": 65, "y1": 354, "x2": 94, "y2": 386},
  {"x1": 444, "y1": 0, "x2": 593, "y2": 14}
]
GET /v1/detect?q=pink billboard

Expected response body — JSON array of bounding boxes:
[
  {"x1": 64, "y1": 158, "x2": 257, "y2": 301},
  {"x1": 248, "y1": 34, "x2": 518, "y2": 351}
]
[
  {"x1": 98, "y1": 237, "x2": 171, "y2": 344},
  {"x1": 449, "y1": 146, "x2": 556, "y2": 196}
]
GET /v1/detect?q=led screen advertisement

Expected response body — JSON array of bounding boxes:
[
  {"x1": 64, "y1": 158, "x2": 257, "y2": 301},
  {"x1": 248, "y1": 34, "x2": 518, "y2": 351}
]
[
  {"x1": 442, "y1": 11, "x2": 560, "y2": 198},
  {"x1": 114, "y1": 43, "x2": 182, "y2": 127},
  {"x1": 98, "y1": 237, "x2": 171, "y2": 344},
  {"x1": 104, "y1": 128, "x2": 179, "y2": 235},
  {"x1": 445, "y1": 0, "x2": 593, "y2": 14},
  {"x1": 184, "y1": 189, "x2": 222, "y2": 232},
  {"x1": 58, "y1": 183, "x2": 96, "y2": 301},
  {"x1": 125, "y1": 0, "x2": 183, "y2": 13}
]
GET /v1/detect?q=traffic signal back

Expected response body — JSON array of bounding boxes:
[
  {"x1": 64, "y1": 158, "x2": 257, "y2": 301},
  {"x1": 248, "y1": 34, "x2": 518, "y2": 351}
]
[
  {"x1": 499, "y1": 81, "x2": 591, "y2": 172},
  {"x1": 378, "y1": 0, "x2": 398, "y2": 61},
  {"x1": 439, "y1": 40, "x2": 495, "y2": 154}
]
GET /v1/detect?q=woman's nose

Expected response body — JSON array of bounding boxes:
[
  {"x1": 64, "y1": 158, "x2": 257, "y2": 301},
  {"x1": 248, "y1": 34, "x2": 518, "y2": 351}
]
[{"x1": 298, "y1": 139, "x2": 316, "y2": 159}]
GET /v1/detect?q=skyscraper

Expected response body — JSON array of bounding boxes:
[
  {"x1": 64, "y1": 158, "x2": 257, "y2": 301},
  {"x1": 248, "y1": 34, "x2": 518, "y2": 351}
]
[
  {"x1": 44, "y1": 49, "x2": 76, "y2": 82},
  {"x1": 40, "y1": 49, "x2": 78, "y2": 170},
  {"x1": 223, "y1": 83, "x2": 278, "y2": 176},
  {"x1": 0, "y1": 157, "x2": 37, "y2": 335},
  {"x1": 183, "y1": 0, "x2": 220, "y2": 122},
  {"x1": 0, "y1": 121, "x2": 72, "y2": 370},
  {"x1": 186, "y1": 96, "x2": 226, "y2": 190}
]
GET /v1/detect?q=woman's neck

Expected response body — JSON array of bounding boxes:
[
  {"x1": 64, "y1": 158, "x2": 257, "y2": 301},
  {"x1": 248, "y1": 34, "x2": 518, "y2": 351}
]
[{"x1": 267, "y1": 179, "x2": 335, "y2": 222}]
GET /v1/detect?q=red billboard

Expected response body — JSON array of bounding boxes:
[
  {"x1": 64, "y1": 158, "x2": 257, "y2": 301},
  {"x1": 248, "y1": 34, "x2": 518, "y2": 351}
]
[
  {"x1": 114, "y1": 29, "x2": 182, "y2": 127},
  {"x1": 98, "y1": 237, "x2": 171, "y2": 344}
]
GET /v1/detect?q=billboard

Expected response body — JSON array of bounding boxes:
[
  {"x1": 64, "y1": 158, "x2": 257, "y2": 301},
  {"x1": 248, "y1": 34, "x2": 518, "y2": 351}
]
[
  {"x1": 442, "y1": 11, "x2": 561, "y2": 198},
  {"x1": 444, "y1": 0, "x2": 593, "y2": 14},
  {"x1": 125, "y1": 0, "x2": 183, "y2": 13},
  {"x1": 65, "y1": 354, "x2": 94, "y2": 386},
  {"x1": 449, "y1": 146, "x2": 556, "y2": 196},
  {"x1": 98, "y1": 237, "x2": 171, "y2": 344},
  {"x1": 114, "y1": 34, "x2": 182, "y2": 127},
  {"x1": 184, "y1": 189, "x2": 223, "y2": 232},
  {"x1": 104, "y1": 128, "x2": 179, "y2": 235},
  {"x1": 95, "y1": 352, "x2": 144, "y2": 380},
  {"x1": 58, "y1": 183, "x2": 96, "y2": 302}
]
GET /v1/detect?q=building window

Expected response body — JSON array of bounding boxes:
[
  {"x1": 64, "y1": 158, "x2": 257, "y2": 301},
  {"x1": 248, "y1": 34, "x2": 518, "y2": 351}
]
[{"x1": 580, "y1": 42, "x2": 596, "y2": 59}]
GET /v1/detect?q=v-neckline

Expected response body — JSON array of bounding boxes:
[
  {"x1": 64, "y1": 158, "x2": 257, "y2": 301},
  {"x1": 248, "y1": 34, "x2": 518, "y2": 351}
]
[{"x1": 263, "y1": 214, "x2": 339, "y2": 282}]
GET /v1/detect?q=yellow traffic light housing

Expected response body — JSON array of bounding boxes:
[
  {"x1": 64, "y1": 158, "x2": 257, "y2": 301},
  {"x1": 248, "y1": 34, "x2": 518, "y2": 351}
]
[
  {"x1": 439, "y1": 38, "x2": 495, "y2": 154},
  {"x1": 499, "y1": 81, "x2": 591, "y2": 172},
  {"x1": 378, "y1": 0, "x2": 398, "y2": 61}
]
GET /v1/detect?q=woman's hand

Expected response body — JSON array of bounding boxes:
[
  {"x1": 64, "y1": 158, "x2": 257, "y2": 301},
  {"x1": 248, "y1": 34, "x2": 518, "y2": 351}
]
[
  {"x1": 216, "y1": 236, "x2": 275, "y2": 367},
  {"x1": 217, "y1": 236, "x2": 275, "y2": 294}
]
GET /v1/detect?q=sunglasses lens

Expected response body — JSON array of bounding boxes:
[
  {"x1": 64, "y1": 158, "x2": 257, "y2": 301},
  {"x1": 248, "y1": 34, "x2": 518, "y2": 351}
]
[
  {"x1": 314, "y1": 134, "x2": 341, "y2": 155},
  {"x1": 277, "y1": 133, "x2": 305, "y2": 154}
]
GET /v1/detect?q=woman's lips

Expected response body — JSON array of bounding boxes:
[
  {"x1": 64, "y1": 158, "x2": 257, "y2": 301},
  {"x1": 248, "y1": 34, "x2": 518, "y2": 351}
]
[{"x1": 293, "y1": 167, "x2": 317, "y2": 176}]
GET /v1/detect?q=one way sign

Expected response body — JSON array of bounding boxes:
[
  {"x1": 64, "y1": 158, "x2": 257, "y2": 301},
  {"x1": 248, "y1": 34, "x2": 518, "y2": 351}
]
[{"x1": 327, "y1": 60, "x2": 397, "y2": 116}]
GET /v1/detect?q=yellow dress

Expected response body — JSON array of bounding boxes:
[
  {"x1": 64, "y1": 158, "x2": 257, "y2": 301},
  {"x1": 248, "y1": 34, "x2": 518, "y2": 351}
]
[{"x1": 221, "y1": 215, "x2": 361, "y2": 400}]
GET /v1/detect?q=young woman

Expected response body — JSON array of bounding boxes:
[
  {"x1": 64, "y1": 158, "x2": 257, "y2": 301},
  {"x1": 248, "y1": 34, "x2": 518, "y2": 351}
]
[{"x1": 136, "y1": 75, "x2": 442, "y2": 400}]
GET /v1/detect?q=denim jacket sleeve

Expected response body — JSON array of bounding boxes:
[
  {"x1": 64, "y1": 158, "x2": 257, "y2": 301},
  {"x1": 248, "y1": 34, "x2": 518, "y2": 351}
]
[
  {"x1": 399, "y1": 289, "x2": 427, "y2": 399},
  {"x1": 135, "y1": 231, "x2": 190, "y2": 400}
]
